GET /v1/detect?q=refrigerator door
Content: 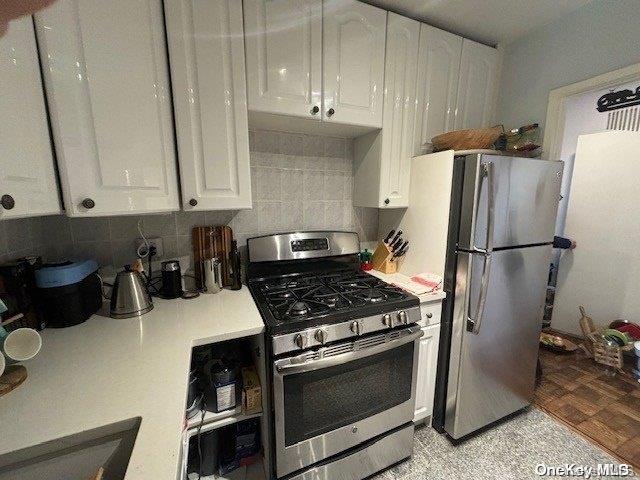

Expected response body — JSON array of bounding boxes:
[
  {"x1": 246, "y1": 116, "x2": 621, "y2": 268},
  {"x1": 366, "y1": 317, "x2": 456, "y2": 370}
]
[
  {"x1": 458, "y1": 154, "x2": 563, "y2": 250},
  {"x1": 445, "y1": 244, "x2": 551, "y2": 439}
]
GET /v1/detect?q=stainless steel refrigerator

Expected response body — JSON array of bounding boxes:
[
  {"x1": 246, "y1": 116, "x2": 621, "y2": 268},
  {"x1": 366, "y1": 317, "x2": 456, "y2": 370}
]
[{"x1": 432, "y1": 153, "x2": 563, "y2": 441}]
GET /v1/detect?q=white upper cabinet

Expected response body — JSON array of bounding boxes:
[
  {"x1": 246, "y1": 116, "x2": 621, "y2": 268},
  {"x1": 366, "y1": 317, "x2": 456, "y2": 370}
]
[
  {"x1": 0, "y1": 17, "x2": 60, "y2": 219},
  {"x1": 379, "y1": 13, "x2": 420, "y2": 208},
  {"x1": 244, "y1": 0, "x2": 322, "y2": 120},
  {"x1": 165, "y1": 0, "x2": 252, "y2": 210},
  {"x1": 455, "y1": 39, "x2": 500, "y2": 130},
  {"x1": 323, "y1": 0, "x2": 386, "y2": 128},
  {"x1": 34, "y1": 0, "x2": 179, "y2": 217},
  {"x1": 414, "y1": 24, "x2": 462, "y2": 156}
]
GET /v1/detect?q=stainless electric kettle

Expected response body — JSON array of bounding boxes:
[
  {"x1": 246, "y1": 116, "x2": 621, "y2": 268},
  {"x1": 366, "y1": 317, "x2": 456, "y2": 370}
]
[{"x1": 110, "y1": 266, "x2": 153, "y2": 319}]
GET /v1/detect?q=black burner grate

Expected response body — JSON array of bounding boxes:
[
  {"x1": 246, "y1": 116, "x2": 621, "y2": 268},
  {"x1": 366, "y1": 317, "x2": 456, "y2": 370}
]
[{"x1": 261, "y1": 270, "x2": 407, "y2": 322}]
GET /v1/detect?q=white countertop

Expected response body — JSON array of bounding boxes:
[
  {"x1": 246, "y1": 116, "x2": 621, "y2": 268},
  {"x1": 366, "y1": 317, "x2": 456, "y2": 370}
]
[
  {"x1": 366, "y1": 270, "x2": 446, "y2": 303},
  {"x1": 0, "y1": 287, "x2": 264, "y2": 479}
]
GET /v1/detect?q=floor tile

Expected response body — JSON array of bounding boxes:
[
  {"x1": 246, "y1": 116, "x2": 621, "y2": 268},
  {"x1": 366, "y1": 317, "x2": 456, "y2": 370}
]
[
  {"x1": 617, "y1": 437, "x2": 640, "y2": 468},
  {"x1": 576, "y1": 417, "x2": 629, "y2": 450},
  {"x1": 594, "y1": 407, "x2": 640, "y2": 440},
  {"x1": 535, "y1": 333, "x2": 640, "y2": 471},
  {"x1": 543, "y1": 395, "x2": 590, "y2": 426},
  {"x1": 371, "y1": 409, "x2": 627, "y2": 480}
]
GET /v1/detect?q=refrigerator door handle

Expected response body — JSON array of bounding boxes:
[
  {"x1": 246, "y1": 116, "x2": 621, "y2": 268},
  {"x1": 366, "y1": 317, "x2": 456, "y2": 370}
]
[
  {"x1": 468, "y1": 162, "x2": 495, "y2": 334},
  {"x1": 473, "y1": 162, "x2": 496, "y2": 254},
  {"x1": 467, "y1": 253, "x2": 492, "y2": 334}
]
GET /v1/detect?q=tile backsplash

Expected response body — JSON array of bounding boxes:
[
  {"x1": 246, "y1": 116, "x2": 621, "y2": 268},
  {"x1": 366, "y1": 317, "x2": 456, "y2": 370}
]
[{"x1": 0, "y1": 130, "x2": 378, "y2": 270}]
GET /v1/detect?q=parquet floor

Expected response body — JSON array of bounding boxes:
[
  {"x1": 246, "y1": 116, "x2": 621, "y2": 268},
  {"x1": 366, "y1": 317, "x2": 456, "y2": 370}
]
[{"x1": 535, "y1": 338, "x2": 640, "y2": 470}]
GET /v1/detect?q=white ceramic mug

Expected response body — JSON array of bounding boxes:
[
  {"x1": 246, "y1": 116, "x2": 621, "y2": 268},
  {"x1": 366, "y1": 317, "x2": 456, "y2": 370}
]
[{"x1": 1, "y1": 328, "x2": 42, "y2": 362}]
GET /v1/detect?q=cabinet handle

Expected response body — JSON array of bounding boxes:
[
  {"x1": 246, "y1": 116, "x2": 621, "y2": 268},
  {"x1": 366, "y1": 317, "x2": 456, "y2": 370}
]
[
  {"x1": 384, "y1": 198, "x2": 390, "y2": 205},
  {"x1": 311, "y1": 106, "x2": 319, "y2": 115},
  {"x1": 327, "y1": 108, "x2": 335, "y2": 117},
  {"x1": 426, "y1": 312, "x2": 433, "y2": 319},
  {"x1": 81, "y1": 198, "x2": 95, "y2": 209},
  {"x1": 189, "y1": 198, "x2": 198, "y2": 207},
  {"x1": 1, "y1": 194, "x2": 15, "y2": 210}
]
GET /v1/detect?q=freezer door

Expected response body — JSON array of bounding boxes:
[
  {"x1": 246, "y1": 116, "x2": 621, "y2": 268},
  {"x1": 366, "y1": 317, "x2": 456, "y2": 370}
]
[
  {"x1": 458, "y1": 155, "x2": 563, "y2": 250},
  {"x1": 445, "y1": 245, "x2": 551, "y2": 439}
]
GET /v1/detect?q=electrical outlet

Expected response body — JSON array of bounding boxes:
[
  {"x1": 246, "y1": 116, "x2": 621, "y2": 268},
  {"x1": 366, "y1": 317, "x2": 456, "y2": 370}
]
[{"x1": 135, "y1": 237, "x2": 163, "y2": 258}]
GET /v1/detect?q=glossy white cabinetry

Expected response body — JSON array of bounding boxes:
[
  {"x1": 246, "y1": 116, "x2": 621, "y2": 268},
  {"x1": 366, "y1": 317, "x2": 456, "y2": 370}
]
[
  {"x1": 0, "y1": 17, "x2": 60, "y2": 219},
  {"x1": 414, "y1": 315, "x2": 441, "y2": 423},
  {"x1": 34, "y1": 0, "x2": 179, "y2": 217},
  {"x1": 322, "y1": 0, "x2": 386, "y2": 128},
  {"x1": 353, "y1": 12, "x2": 418, "y2": 208},
  {"x1": 165, "y1": 0, "x2": 252, "y2": 210},
  {"x1": 414, "y1": 25, "x2": 462, "y2": 156},
  {"x1": 377, "y1": 13, "x2": 419, "y2": 208},
  {"x1": 244, "y1": 0, "x2": 322, "y2": 120},
  {"x1": 455, "y1": 39, "x2": 500, "y2": 130}
]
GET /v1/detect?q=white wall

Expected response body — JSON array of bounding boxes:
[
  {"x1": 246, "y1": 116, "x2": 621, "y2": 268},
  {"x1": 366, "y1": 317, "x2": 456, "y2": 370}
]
[
  {"x1": 497, "y1": 0, "x2": 640, "y2": 132},
  {"x1": 552, "y1": 131, "x2": 640, "y2": 336}
]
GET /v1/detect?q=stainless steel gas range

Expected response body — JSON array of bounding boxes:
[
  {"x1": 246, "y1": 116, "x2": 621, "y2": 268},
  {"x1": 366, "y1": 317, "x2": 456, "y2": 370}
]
[{"x1": 246, "y1": 231, "x2": 422, "y2": 480}]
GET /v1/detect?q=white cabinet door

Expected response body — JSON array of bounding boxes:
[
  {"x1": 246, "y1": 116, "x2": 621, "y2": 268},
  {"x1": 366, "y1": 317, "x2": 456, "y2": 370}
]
[
  {"x1": 244, "y1": 0, "x2": 322, "y2": 120},
  {"x1": 414, "y1": 25, "x2": 462, "y2": 156},
  {"x1": 35, "y1": 0, "x2": 179, "y2": 217},
  {"x1": 165, "y1": 0, "x2": 252, "y2": 210},
  {"x1": 0, "y1": 17, "x2": 60, "y2": 219},
  {"x1": 414, "y1": 323, "x2": 440, "y2": 423},
  {"x1": 455, "y1": 39, "x2": 500, "y2": 131},
  {"x1": 378, "y1": 13, "x2": 419, "y2": 208},
  {"x1": 322, "y1": 0, "x2": 386, "y2": 128}
]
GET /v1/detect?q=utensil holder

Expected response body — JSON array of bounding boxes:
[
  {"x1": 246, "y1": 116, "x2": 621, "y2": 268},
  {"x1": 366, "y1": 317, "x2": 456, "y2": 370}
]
[{"x1": 371, "y1": 242, "x2": 404, "y2": 274}]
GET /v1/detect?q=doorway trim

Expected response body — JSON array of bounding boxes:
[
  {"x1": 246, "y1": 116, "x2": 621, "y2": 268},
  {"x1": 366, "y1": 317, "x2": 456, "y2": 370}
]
[{"x1": 542, "y1": 62, "x2": 640, "y2": 160}]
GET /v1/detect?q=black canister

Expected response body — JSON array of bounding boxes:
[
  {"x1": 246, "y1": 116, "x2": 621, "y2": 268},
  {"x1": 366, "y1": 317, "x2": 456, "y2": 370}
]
[
  {"x1": 207, "y1": 361, "x2": 238, "y2": 413},
  {"x1": 160, "y1": 260, "x2": 183, "y2": 299}
]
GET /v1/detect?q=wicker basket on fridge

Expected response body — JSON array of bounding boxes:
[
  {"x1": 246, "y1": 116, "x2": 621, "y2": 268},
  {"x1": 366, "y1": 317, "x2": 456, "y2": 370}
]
[{"x1": 431, "y1": 126, "x2": 503, "y2": 152}]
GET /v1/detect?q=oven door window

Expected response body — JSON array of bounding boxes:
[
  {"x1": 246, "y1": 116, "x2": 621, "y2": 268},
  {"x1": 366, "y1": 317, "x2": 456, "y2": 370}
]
[{"x1": 282, "y1": 342, "x2": 414, "y2": 446}]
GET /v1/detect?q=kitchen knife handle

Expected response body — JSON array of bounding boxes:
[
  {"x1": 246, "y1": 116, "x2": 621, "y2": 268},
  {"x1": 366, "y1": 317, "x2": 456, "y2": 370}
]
[{"x1": 383, "y1": 230, "x2": 395, "y2": 244}]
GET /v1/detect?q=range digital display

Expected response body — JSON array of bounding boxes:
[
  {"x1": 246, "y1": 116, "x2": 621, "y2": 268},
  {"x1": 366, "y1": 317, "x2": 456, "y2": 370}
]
[{"x1": 290, "y1": 238, "x2": 329, "y2": 252}]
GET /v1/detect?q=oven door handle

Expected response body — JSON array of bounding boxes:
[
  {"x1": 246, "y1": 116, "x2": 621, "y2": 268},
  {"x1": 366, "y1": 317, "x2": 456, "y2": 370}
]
[{"x1": 274, "y1": 328, "x2": 423, "y2": 375}]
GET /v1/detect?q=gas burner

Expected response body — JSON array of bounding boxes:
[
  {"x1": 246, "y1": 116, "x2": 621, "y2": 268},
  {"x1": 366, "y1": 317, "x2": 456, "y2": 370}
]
[
  {"x1": 289, "y1": 301, "x2": 310, "y2": 316},
  {"x1": 255, "y1": 267, "x2": 414, "y2": 324},
  {"x1": 361, "y1": 289, "x2": 385, "y2": 303},
  {"x1": 323, "y1": 295, "x2": 338, "y2": 307}
]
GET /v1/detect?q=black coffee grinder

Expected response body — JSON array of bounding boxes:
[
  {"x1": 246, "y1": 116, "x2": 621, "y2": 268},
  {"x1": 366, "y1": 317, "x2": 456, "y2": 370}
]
[{"x1": 160, "y1": 260, "x2": 183, "y2": 299}]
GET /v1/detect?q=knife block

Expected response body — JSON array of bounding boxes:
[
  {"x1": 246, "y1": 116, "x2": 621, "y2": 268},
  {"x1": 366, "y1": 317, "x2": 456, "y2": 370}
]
[{"x1": 371, "y1": 242, "x2": 403, "y2": 274}]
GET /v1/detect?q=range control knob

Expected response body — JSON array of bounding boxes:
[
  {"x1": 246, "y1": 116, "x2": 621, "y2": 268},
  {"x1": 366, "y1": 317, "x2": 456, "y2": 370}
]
[
  {"x1": 294, "y1": 333, "x2": 307, "y2": 349},
  {"x1": 314, "y1": 329, "x2": 328, "y2": 344},
  {"x1": 382, "y1": 313, "x2": 393, "y2": 328},
  {"x1": 397, "y1": 310, "x2": 408, "y2": 325},
  {"x1": 350, "y1": 321, "x2": 362, "y2": 336}
]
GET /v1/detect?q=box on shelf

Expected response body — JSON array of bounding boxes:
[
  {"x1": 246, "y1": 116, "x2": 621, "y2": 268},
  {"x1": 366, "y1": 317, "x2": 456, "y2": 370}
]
[{"x1": 241, "y1": 366, "x2": 262, "y2": 415}]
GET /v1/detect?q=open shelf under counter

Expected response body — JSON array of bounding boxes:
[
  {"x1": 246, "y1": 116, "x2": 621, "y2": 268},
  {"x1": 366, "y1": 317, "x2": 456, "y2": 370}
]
[
  {"x1": 186, "y1": 406, "x2": 263, "y2": 437},
  {"x1": 186, "y1": 458, "x2": 265, "y2": 480}
]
